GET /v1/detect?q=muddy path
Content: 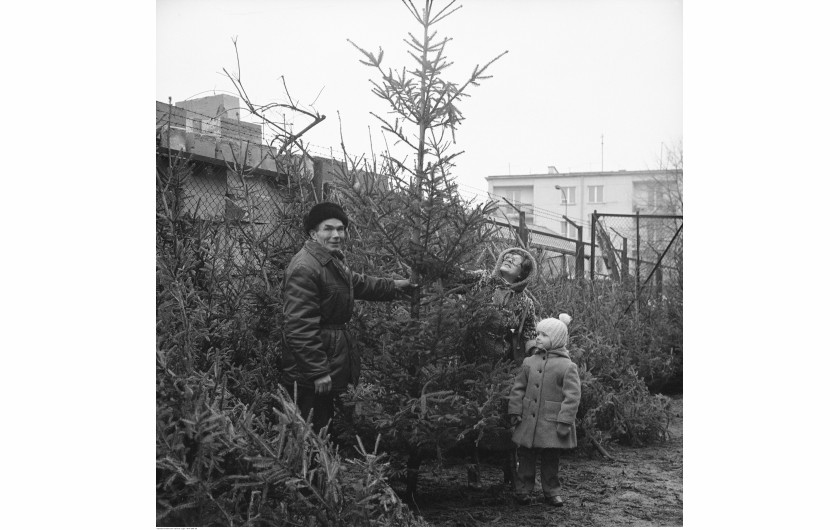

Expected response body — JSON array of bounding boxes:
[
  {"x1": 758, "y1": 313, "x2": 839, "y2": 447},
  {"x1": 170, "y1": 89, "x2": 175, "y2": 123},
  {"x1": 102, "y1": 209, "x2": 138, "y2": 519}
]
[{"x1": 404, "y1": 396, "x2": 683, "y2": 527}]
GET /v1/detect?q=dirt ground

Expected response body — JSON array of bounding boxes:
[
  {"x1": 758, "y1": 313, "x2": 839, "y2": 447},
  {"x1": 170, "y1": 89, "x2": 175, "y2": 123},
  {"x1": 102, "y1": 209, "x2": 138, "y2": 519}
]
[{"x1": 407, "y1": 396, "x2": 683, "y2": 527}]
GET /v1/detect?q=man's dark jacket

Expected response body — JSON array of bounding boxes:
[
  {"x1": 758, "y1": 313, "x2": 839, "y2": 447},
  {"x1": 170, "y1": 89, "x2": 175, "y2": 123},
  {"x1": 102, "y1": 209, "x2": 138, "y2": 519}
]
[{"x1": 281, "y1": 240, "x2": 396, "y2": 390}]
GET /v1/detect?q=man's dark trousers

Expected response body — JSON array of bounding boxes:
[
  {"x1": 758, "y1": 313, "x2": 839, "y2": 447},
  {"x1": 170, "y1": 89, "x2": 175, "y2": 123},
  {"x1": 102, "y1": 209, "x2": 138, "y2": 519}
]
[{"x1": 284, "y1": 383, "x2": 335, "y2": 434}]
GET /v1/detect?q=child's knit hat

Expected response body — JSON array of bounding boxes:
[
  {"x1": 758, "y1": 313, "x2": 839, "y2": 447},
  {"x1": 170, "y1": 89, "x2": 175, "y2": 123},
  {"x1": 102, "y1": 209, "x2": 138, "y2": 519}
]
[{"x1": 536, "y1": 313, "x2": 572, "y2": 350}]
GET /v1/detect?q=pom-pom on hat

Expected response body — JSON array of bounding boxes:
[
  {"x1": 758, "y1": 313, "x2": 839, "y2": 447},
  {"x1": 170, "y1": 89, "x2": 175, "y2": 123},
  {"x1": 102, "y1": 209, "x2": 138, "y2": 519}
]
[
  {"x1": 304, "y1": 202, "x2": 349, "y2": 233},
  {"x1": 536, "y1": 313, "x2": 572, "y2": 350}
]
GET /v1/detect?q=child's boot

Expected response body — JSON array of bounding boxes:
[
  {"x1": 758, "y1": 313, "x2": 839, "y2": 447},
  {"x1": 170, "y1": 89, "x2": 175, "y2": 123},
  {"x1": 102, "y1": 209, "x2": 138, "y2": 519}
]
[{"x1": 545, "y1": 495, "x2": 564, "y2": 507}]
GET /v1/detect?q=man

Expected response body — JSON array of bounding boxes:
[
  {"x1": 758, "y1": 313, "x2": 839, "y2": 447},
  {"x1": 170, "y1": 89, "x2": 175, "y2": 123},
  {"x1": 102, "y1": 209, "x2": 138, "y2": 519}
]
[{"x1": 281, "y1": 202, "x2": 412, "y2": 433}]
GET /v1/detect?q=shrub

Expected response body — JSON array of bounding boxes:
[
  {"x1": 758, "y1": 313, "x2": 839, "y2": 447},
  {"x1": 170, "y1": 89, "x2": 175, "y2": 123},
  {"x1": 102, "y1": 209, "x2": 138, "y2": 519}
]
[
  {"x1": 532, "y1": 277, "x2": 680, "y2": 447},
  {"x1": 156, "y1": 143, "x2": 422, "y2": 525},
  {"x1": 156, "y1": 357, "x2": 423, "y2": 526}
]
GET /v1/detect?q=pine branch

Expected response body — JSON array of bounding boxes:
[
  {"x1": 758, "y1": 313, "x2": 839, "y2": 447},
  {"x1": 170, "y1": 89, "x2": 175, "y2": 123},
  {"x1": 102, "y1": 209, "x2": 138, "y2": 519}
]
[{"x1": 429, "y1": 0, "x2": 462, "y2": 25}]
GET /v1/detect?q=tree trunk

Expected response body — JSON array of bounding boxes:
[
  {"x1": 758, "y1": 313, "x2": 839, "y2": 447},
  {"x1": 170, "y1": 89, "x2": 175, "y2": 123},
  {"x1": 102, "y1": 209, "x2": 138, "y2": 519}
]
[
  {"x1": 467, "y1": 447, "x2": 481, "y2": 488},
  {"x1": 503, "y1": 448, "x2": 516, "y2": 485},
  {"x1": 405, "y1": 447, "x2": 423, "y2": 501}
]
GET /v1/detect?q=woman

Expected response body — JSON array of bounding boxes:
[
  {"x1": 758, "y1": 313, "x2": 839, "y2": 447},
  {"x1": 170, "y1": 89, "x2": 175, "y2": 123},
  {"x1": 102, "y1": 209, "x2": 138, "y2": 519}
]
[
  {"x1": 459, "y1": 247, "x2": 540, "y2": 486},
  {"x1": 461, "y1": 247, "x2": 538, "y2": 364}
]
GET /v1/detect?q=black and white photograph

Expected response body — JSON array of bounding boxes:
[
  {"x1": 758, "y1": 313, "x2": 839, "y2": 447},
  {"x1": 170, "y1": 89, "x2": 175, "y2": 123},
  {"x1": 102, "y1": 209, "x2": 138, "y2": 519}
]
[
  {"x1": 14, "y1": 0, "x2": 840, "y2": 528},
  {"x1": 156, "y1": 0, "x2": 683, "y2": 527},
  {"x1": 154, "y1": 0, "x2": 683, "y2": 526},
  {"x1": 2, "y1": 0, "x2": 824, "y2": 528}
]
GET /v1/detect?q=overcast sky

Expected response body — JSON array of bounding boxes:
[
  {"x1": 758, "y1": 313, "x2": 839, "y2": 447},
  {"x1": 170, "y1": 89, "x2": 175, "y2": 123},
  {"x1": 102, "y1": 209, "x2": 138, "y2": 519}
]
[{"x1": 156, "y1": 0, "x2": 682, "y2": 200}]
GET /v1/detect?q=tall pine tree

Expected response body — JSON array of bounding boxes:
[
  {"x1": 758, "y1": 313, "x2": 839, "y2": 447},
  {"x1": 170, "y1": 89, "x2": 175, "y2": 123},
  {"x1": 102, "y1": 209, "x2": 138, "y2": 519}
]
[{"x1": 333, "y1": 0, "x2": 509, "y2": 499}]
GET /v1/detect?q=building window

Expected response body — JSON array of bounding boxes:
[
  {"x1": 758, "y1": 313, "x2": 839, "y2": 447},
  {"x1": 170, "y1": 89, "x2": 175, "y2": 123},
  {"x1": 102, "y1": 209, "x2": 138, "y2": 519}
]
[
  {"x1": 560, "y1": 221, "x2": 577, "y2": 239},
  {"x1": 645, "y1": 222, "x2": 661, "y2": 246},
  {"x1": 633, "y1": 181, "x2": 667, "y2": 212},
  {"x1": 588, "y1": 185, "x2": 604, "y2": 203},
  {"x1": 557, "y1": 186, "x2": 575, "y2": 204},
  {"x1": 493, "y1": 185, "x2": 534, "y2": 223}
]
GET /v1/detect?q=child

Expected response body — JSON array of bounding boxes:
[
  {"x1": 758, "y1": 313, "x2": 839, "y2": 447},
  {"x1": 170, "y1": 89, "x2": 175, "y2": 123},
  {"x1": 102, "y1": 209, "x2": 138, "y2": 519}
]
[{"x1": 508, "y1": 313, "x2": 581, "y2": 506}]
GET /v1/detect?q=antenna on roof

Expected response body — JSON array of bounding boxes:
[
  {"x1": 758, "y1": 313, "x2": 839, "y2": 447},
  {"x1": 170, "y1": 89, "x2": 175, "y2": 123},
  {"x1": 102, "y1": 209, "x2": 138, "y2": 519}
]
[{"x1": 601, "y1": 134, "x2": 604, "y2": 172}]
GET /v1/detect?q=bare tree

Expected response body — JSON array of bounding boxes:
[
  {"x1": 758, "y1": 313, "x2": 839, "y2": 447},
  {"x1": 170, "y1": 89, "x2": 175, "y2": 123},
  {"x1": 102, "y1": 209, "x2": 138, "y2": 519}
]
[{"x1": 223, "y1": 37, "x2": 327, "y2": 203}]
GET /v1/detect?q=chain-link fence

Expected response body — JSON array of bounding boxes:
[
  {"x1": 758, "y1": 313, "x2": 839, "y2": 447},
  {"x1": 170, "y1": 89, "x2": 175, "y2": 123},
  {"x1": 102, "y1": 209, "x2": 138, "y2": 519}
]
[
  {"x1": 155, "y1": 142, "x2": 316, "y2": 281},
  {"x1": 484, "y1": 212, "x2": 683, "y2": 297},
  {"x1": 592, "y1": 212, "x2": 682, "y2": 284},
  {"x1": 156, "y1": 97, "x2": 328, "y2": 275},
  {"x1": 158, "y1": 104, "x2": 682, "y2": 295},
  {"x1": 158, "y1": 153, "x2": 299, "y2": 232},
  {"x1": 484, "y1": 217, "x2": 591, "y2": 281}
]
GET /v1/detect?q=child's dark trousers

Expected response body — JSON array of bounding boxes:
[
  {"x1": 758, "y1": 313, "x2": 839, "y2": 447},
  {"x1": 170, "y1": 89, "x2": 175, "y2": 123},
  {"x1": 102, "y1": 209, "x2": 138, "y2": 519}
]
[{"x1": 514, "y1": 446, "x2": 563, "y2": 497}]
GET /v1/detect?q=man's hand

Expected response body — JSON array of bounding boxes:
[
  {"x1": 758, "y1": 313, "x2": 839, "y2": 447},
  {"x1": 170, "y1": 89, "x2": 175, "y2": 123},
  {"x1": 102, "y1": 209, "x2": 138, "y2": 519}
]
[
  {"x1": 314, "y1": 374, "x2": 332, "y2": 395},
  {"x1": 394, "y1": 279, "x2": 420, "y2": 298},
  {"x1": 395, "y1": 279, "x2": 419, "y2": 291},
  {"x1": 510, "y1": 414, "x2": 522, "y2": 428}
]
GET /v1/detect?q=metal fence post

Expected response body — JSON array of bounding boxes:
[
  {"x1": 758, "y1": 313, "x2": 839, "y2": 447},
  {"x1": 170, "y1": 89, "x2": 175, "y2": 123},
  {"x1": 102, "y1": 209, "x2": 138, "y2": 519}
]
[
  {"x1": 576, "y1": 225, "x2": 584, "y2": 279},
  {"x1": 590, "y1": 211, "x2": 597, "y2": 281},
  {"x1": 655, "y1": 267, "x2": 663, "y2": 299},
  {"x1": 620, "y1": 236, "x2": 628, "y2": 281},
  {"x1": 518, "y1": 211, "x2": 529, "y2": 248},
  {"x1": 635, "y1": 210, "x2": 641, "y2": 312}
]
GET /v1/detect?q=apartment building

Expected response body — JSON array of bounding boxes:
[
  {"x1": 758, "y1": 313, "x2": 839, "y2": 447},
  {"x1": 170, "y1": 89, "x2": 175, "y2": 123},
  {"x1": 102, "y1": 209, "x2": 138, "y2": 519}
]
[
  {"x1": 486, "y1": 167, "x2": 682, "y2": 239},
  {"x1": 157, "y1": 95, "x2": 386, "y2": 228}
]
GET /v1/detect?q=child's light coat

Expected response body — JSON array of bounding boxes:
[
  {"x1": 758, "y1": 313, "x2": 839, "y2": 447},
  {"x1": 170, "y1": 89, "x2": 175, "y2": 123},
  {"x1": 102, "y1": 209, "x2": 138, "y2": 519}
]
[{"x1": 508, "y1": 347, "x2": 581, "y2": 449}]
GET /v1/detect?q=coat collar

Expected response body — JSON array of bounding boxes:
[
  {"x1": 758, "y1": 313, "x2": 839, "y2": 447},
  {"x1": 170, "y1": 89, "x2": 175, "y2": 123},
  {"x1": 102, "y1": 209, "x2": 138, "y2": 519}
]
[
  {"x1": 304, "y1": 240, "x2": 344, "y2": 266},
  {"x1": 303, "y1": 241, "x2": 351, "y2": 286},
  {"x1": 536, "y1": 347, "x2": 570, "y2": 360}
]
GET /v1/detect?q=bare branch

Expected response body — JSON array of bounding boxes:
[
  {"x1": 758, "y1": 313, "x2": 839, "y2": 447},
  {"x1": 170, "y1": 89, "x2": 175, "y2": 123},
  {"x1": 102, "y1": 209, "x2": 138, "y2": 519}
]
[
  {"x1": 399, "y1": 0, "x2": 423, "y2": 24},
  {"x1": 429, "y1": 0, "x2": 462, "y2": 25},
  {"x1": 309, "y1": 85, "x2": 326, "y2": 108}
]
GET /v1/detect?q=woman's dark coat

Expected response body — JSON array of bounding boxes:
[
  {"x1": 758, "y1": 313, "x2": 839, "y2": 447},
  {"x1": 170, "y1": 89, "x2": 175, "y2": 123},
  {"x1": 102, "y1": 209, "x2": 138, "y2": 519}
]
[{"x1": 463, "y1": 247, "x2": 538, "y2": 363}]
